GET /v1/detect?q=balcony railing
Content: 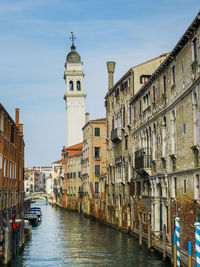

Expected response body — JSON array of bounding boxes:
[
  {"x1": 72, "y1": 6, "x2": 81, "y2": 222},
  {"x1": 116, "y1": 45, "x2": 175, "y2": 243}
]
[
  {"x1": 135, "y1": 148, "x2": 151, "y2": 170},
  {"x1": 111, "y1": 127, "x2": 122, "y2": 143}
]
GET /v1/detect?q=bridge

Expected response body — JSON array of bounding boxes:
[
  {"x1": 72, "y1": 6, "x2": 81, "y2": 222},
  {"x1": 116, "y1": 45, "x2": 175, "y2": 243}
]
[{"x1": 31, "y1": 192, "x2": 51, "y2": 200}]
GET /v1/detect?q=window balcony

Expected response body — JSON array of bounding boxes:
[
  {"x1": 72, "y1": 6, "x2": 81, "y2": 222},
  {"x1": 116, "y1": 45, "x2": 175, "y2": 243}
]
[
  {"x1": 135, "y1": 148, "x2": 151, "y2": 172},
  {"x1": 111, "y1": 127, "x2": 122, "y2": 143}
]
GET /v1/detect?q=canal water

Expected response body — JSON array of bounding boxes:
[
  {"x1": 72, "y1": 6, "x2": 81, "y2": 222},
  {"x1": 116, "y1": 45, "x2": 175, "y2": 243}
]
[{"x1": 9, "y1": 200, "x2": 170, "y2": 266}]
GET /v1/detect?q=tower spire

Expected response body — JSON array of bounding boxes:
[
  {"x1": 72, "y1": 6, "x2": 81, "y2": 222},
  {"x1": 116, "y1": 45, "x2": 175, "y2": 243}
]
[{"x1": 70, "y1": 32, "x2": 76, "y2": 51}]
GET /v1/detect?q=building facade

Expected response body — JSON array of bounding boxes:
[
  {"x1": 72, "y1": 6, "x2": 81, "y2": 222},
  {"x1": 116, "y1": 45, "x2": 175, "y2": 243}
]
[
  {"x1": 105, "y1": 11, "x2": 200, "y2": 255},
  {"x1": 62, "y1": 143, "x2": 83, "y2": 208},
  {"x1": 82, "y1": 116, "x2": 107, "y2": 217},
  {"x1": 51, "y1": 160, "x2": 64, "y2": 206},
  {"x1": 129, "y1": 12, "x2": 200, "y2": 252},
  {"x1": 105, "y1": 54, "x2": 168, "y2": 228},
  {"x1": 0, "y1": 105, "x2": 25, "y2": 222},
  {"x1": 66, "y1": 147, "x2": 83, "y2": 211}
]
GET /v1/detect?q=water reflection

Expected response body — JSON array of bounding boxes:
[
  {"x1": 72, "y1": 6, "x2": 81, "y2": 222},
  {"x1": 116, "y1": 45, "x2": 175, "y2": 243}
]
[{"x1": 9, "y1": 200, "x2": 170, "y2": 266}]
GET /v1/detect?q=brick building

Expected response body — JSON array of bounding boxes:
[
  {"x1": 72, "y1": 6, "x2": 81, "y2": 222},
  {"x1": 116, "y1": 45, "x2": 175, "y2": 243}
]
[{"x1": 0, "y1": 105, "x2": 24, "y2": 222}]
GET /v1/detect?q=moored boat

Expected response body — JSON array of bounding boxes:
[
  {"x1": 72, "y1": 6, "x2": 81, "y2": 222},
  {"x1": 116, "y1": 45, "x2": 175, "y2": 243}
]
[
  {"x1": 30, "y1": 207, "x2": 42, "y2": 221},
  {"x1": 24, "y1": 212, "x2": 39, "y2": 226}
]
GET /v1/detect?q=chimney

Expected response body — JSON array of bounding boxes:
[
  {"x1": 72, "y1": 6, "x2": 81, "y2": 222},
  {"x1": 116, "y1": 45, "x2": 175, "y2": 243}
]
[
  {"x1": 85, "y1": 112, "x2": 89, "y2": 124},
  {"x1": 106, "y1": 61, "x2": 116, "y2": 90},
  {"x1": 15, "y1": 108, "x2": 19, "y2": 127},
  {"x1": 19, "y1": 124, "x2": 23, "y2": 134}
]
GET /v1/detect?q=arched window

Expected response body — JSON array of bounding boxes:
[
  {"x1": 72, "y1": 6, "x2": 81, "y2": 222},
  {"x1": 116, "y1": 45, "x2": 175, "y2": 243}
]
[
  {"x1": 77, "y1": 81, "x2": 81, "y2": 91},
  {"x1": 69, "y1": 81, "x2": 74, "y2": 91}
]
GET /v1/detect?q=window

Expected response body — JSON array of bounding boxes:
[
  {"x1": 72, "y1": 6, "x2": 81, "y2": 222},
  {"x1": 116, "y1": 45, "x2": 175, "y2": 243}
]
[
  {"x1": 78, "y1": 171, "x2": 81, "y2": 178},
  {"x1": 94, "y1": 147, "x2": 100, "y2": 159},
  {"x1": 163, "y1": 76, "x2": 166, "y2": 94},
  {"x1": 171, "y1": 109, "x2": 176, "y2": 154},
  {"x1": 195, "y1": 174, "x2": 200, "y2": 199},
  {"x1": 134, "y1": 106, "x2": 136, "y2": 121},
  {"x1": 136, "y1": 182, "x2": 141, "y2": 196},
  {"x1": 95, "y1": 182, "x2": 99, "y2": 193},
  {"x1": 115, "y1": 88, "x2": 119, "y2": 97},
  {"x1": 140, "y1": 75, "x2": 151, "y2": 84},
  {"x1": 172, "y1": 65, "x2": 175, "y2": 86},
  {"x1": 11, "y1": 124, "x2": 14, "y2": 143},
  {"x1": 0, "y1": 154, "x2": 2, "y2": 170},
  {"x1": 172, "y1": 177, "x2": 177, "y2": 198},
  {"x1": 123, "y1": 106, "x2": 125, "y2": 128},
  {"x1": 139, "y1": 100, "x2": 142, "y2": 114},
  {"x1": 192, "y1": 37, "x2": 198, "y2": 62},
  {"x1": 125, "y1": 136, "x2": 128, "y2": 150},
  {"x1": 7, "y1": 159, "x2": 8, "y2": 178},
  {"x1": 153, "y1": 86, "x2": 156, "y2": 103},
  {"x1": 73, "y1": 172, "x2": 76, "y2": 178},
  {"x1": 158, "y1": 136, "x2": 160, "y2": 146},
  {"x1": 129, "y1": 104, "x2": 131, "y2": 124},
  {"x1": 157, "y1": 85, "x2": 160, "y2": 95},
  {"x1": 95, "y1": 165, "x2": 100, "y2": 176},
  {"x1": 121, "y1": 81, "x2": 128, "y2": 91},
  {"x1": 0, "y1": 115, "x2": 4, "y2": 132},
  {"x1": 12, "y1": 162, "x2": 14, "y2": 179},
  {"x1": 94, "y1": 127, "x2": 100, "y2": 137},
  {"x1": 14, "y1": 163, "x2": 16, "y2": 179},
  {"x1": 69, "y1": 81, "x2": 74, "y2": 91},
  {"x1": 112, "y1": 117, "x2": 114, "y2": 130},
  {"x1": 143, "y1": 213, "x2": 146, "y2": 223},
  {"x1": 10, "y1": 161, "x2": 11, "y2": 179},
  {"x1": 77, "y1": 81, "x2": 81, "y2": 91},
  {"x1": 67, "y1": 173, "x2": 69, "y2": 179},
  {"x1": 181, "y1": 60, "x2": 184, "y2": 72},
  {"x1": 70, "y1": 173, "x2": 72, "y2": 179},
  {"x1": 184, "y1": 180, "x2": 187, "y2": 194},
  {"x1": 183, "y1": 123, "x2": 186, "y2": 135},
  {"x1": 192, "y1": 90, "x2": 199, "y2": 146},
  {"x1": 162, "y1": 116, "x2": 167, "y2": 157}
]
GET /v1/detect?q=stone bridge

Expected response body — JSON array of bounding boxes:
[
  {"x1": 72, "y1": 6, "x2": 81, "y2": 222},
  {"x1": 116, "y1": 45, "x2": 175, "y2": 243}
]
[{"x1": 31, "y1": 192, "x2": 51, "y2": 200}]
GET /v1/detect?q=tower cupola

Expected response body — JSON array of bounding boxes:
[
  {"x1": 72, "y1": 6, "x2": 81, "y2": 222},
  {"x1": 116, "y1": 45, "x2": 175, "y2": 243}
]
[{"x1": 66, "y1": 32, "x2": 81, "y2": 64}]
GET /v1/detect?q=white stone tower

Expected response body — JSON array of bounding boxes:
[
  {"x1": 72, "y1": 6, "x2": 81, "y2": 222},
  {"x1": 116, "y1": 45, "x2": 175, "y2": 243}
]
[{"x1": 64, "y1": 33, "x2": 86, "y2": 147}]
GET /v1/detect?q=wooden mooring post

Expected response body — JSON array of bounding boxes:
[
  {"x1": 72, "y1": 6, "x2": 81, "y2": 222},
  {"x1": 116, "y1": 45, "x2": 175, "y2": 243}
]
[
  {"x1": 188, "y1": 241, "x2": 192, "y2": 267},
  {"x1": 162, "y1": 224, "x2": 166, "y2": 261},
  {"x1": 148, "y1": 215, "x2": 152, "y2": 249},
  {"x1": 139, "y1": 216, "x2": 142, "y2": 247},
  {"x1": 174, "y1": 233, "x2": 177, "y2": 267}
]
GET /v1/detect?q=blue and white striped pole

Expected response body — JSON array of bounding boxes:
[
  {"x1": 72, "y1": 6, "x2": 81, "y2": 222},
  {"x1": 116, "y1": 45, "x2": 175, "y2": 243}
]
[
  {"x1": 194, "y1": 217, "x2": 200, "y2": 266},
  {"x1": 175, "y1": 213, "x2": 180, "y2": 267}
]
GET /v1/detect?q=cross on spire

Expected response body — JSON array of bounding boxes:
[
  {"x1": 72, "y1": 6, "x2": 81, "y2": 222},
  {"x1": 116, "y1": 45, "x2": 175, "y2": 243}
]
[{"x1": 70, "y1": 32, "x2": 76, "y2": 46}]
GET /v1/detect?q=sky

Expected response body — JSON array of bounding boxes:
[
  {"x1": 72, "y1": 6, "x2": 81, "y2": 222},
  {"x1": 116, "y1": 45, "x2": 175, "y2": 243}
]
[{"x1": 0, "y1": 0, "x2": 199, "y2": 167}]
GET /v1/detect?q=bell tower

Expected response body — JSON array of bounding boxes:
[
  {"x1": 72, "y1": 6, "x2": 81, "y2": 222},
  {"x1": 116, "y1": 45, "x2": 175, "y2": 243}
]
[{"x1": 64, "y1": 33, "x2": 86, "y2": 146}]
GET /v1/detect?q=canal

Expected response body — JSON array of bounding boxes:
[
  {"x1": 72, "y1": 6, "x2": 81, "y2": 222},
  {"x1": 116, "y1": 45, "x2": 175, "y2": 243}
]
[{"x1": 9, "y1": 200, "x2": 170, "y2": 266}]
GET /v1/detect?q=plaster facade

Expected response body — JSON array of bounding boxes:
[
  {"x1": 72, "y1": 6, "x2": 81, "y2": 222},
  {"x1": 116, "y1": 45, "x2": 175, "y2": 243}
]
[{"x1": 63, "y1": 44, "x2": 86, "y2": 147}]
